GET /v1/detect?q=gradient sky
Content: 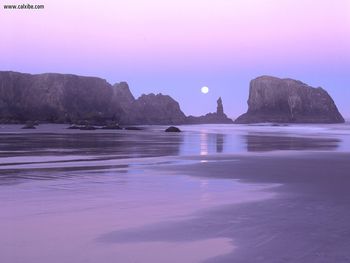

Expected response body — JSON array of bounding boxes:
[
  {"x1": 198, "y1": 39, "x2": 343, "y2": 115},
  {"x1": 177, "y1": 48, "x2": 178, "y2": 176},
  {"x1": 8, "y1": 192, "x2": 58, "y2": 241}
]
[{"x1": 1, "y1": 0, "x2": 350, "y2": 118}]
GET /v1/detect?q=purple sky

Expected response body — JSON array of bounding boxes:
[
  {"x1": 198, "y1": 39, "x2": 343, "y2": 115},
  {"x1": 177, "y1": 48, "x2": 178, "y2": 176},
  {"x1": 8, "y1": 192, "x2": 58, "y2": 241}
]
[{"x1": 1, "y1": 0, "x2": 350, "y2": 118}]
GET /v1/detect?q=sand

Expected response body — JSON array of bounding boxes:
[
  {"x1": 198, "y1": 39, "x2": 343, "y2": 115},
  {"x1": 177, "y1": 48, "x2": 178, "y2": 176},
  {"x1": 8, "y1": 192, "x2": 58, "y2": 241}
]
[
  {"x1": 2, "y1": 123, "x2": 350, "y2": 262},
  {"x1": 100, "y1": 152, "x2": 350, "y2": 262}
]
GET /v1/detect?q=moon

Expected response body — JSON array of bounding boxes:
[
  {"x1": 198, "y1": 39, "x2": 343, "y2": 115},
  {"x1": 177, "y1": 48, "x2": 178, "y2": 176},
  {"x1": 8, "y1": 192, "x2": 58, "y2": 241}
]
[{"x1": 201, "y1": 86, "x2": 209, "y2": 94}]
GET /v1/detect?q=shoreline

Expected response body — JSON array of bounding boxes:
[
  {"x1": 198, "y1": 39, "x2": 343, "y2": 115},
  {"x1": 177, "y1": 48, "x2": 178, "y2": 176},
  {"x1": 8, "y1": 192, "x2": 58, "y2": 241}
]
[
  {"x1": 1, "y1": 123, "x2": 350, "y2": 262},
  {"x1": 0, "y1": 152, "x2": 278, "y2": 263},
  {"x1": 100, "y1": 151, "x2": 350, "y2": 262}
]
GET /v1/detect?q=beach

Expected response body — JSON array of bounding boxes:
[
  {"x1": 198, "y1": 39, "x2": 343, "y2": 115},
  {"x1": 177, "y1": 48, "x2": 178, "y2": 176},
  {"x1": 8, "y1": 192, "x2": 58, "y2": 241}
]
[
  {"x1": 1, "y1": 124, "x2": 350, "y2": 262},
  {"x1": 159, "y1": 152, "x2": 350, "y2": 262}
]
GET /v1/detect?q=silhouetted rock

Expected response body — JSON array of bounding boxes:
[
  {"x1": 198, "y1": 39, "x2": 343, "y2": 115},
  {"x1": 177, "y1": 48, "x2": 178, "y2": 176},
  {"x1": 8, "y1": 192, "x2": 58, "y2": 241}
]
[
  {"x1": 235, "y1": 76, "x2": 345, "y2": 124},
  {"x1": 0, "y1": 71, "x2": 113, "y2": 123},
  {"x1": 217, "y1": 97, "x2": 224, "y2": 117},
  {"x1": 165, "y1": 126, "x2": 181, "y2": 132},
  {"x1": 186, "y1": 97, "x2": 234, "y2": 124},
  {"x1": 109, "y1": 82, "x2": 136, "y2": 123},
  {"x1": 0, "y1": 71, "x2": 186, "y2": 125},
  {"x1": 67, "y1": 124, "x2": 81, "y2": 129},
  {"x1": 101, "y1": 121, "x2": 122, "y2": 130},
  {"x1": 79, "y1": 125, "x2": 96, "y2": 130},
  {"x1": 21, "y1": 121, "x2": 36, "y2": 129},
  {"x1": 123, "y1": 93, "x2": 187, "y2": 125}
]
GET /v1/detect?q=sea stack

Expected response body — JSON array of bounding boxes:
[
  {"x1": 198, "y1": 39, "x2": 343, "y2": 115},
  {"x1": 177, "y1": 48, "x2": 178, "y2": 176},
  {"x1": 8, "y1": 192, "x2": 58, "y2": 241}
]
[
  {"x1": 0, "y1": 71, "x2": 187, "y2": 125},
  {"x1": 186, "y1": 97, "x2": 233, "y2": 124},
  {"x1": 235, "y1": 76, "x2": 345, "y2": 124}
]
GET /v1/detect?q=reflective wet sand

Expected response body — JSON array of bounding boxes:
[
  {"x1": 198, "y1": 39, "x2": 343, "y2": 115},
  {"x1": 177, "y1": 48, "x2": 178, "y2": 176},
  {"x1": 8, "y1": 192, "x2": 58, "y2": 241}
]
[{"x1": 1, "y1": 123, "x2": 350, "y2": 262}]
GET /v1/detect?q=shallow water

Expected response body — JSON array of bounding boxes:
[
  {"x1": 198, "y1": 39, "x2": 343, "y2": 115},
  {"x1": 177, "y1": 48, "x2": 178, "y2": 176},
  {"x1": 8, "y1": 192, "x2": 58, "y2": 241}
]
[
  {"x1": 1, "y1": 123, "x2": 349, "y2": 157},
  {"x1": 1, "y1": 164, "x2": 276, "y2": 263},
  {"x1": 1, "y1": 123, "x2": 349, "y2": 262}
]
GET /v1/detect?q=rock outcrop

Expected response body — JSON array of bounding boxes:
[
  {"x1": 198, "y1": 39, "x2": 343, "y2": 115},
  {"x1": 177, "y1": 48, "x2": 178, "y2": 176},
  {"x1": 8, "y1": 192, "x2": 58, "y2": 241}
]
[
  {"x1": 0, "y1": 71, "x2": 114, "y2": 123},
  {"x1": 111, "y1": 82, "x2": 135, "y2": 115},
  {"x1": 186, "y1": 97, "x2": 234, "y2": 124},
  {"x1": 165, "y1": 126, "x2": 181, "y2": 132},
  {"x1": 122, "y1": 93, "x2": 187, "y2": 125},
  {"x1": 0, "y1": 71, "x2": 186, "y2": 125},
  {"x1": 235, "y1": 76, "x2": 344, "y2": 124}
]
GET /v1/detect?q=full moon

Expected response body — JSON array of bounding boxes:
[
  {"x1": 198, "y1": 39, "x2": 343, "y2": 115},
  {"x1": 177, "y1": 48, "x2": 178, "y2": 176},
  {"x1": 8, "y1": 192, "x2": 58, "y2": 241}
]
[{"x1": 201, "y1": 86, "x2": 209, "y2": 94}]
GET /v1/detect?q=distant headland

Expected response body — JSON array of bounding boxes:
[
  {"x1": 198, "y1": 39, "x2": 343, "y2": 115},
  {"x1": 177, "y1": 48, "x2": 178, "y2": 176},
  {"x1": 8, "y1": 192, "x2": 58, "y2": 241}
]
[
  {"x1": 0, "y1": 71, "x2": 344, "y2": 125},
  {"x1": 0, "y1": 71, "x2": 232, "y2": 125}
]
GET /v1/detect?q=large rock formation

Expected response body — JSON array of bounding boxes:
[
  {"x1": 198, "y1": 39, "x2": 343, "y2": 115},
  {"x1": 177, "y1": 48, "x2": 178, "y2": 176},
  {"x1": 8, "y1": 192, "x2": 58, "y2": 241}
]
[
  {"x1": 0, "y1": 71, "x2": 115, "y2": 123},
  {"x1": 235, "y1": 76, "x2": 344, "y2": 124},
  {"x1": 122, "y1": 93, "x2": 186, "y2": 125},
  {"x1": 186, "y1": 97, "x2": 234, "y2": 124},
  {"x1": 0, "y1": 71, "x2": 186, "y2": 125},
  {"x1": 111, "y1": 82, "x2": 135, "y2": 113}
]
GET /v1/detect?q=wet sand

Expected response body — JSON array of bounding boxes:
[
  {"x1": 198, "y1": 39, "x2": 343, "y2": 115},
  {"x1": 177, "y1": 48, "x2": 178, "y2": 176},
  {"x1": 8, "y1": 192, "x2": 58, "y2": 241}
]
[
  {"x1": 1, "y1": 124, "x2": 350, "y2": 262},
  {"x1": 100, "y1": 152, "x2": 350, "y2": 262},
  {"x1": 0, "y1": 153, "x2": 276, "y2": 263}
]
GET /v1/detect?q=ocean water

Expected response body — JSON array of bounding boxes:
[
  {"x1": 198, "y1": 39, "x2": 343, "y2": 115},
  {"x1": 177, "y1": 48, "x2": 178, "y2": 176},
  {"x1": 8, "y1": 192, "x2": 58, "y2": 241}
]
[
  {"x1": 0, "y1": 123, "x2": 349, "y2": 263},
  {"x1": 1, "y1": 122, "x2": 349, "y2": 157}
]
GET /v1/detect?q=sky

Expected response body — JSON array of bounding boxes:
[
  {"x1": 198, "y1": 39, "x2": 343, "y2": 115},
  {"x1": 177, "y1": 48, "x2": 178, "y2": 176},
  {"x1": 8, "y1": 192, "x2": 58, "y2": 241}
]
[{"x1": 1, "y1": 0, "x2": 350, "y2": 118}]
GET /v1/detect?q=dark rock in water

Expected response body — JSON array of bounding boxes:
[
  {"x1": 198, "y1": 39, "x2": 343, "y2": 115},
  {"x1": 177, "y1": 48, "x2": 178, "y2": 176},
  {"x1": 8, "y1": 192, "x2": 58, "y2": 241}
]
[
  {"x1": 67, "y1": 124, "x2": 81, "y2": 129},
  {"x1": 124, "y1": 126, "x2": 143, "y2": 131},
  {"x1": 21, "y1": 121, "x2": 36, "y2": 129},
  {"x1": 68, "y1": 121, "x2": 100, "y2": 130},
  {"x1": 165, "y1": 126, "x2": 181, "y2": 132},
  {"x1": 235, "y1": 76, "x2": 345, "y2": 124},
  {"x1": 186, "y1": 97, "x2": 234, "y2": 124},
  {"x1": 101, "y1": 122, "x2": 122, "y2": 130},
  {"x1": 79, "y1": 125, "x2": 96, "y2": 130}
]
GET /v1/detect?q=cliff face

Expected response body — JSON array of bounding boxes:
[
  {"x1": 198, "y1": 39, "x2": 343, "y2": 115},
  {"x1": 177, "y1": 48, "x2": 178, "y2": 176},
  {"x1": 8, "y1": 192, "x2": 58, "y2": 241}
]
[
  {"x1": 0, "y1": 71, "x2": 114, "y2": 123},
  {"x1": 0, "y1": 71, "x2": 186, "y2": 125},
  {"x1": 111, "y1": 82, "x2": 135, "y2": 112},
  {"x1": 235, "y1": 76, "x2": 344, "y2": 124},
  {"x1": 124, "y1": 93, "x2": 187, "y2": 125},
  {"x1": 186, "y1": 97, "x2": 233, "y2": 124}
]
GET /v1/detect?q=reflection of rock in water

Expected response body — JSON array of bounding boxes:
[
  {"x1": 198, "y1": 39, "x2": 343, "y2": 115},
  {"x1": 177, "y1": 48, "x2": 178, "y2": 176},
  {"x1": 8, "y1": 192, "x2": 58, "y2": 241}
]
[
  {"x1": 0, "y1": 132, "x2": 183, "y2": 184},
  {"x1": 0, "y1": 132, "x2": 183, "y2": 158},
  {"x1": 199, "y1": 133, "x2": 225, "y2": 155},
  {"x1": 245, "y1": 134, "x2": 339, "y2": 152},
  {"x1": 216, "y1": 134, "x2": 224, "y2": 153}
]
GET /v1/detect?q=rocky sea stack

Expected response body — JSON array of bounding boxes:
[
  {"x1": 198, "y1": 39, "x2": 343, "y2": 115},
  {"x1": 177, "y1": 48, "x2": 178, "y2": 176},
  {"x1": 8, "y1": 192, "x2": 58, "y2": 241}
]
[
  {"x1": 0, "y1": 71, "x2": 186, "y2": 125},
  {"x1": 186, "y1": 97, "x2": 233, "y2": 124},
  {"x1": 235, "y1": 76, "x2": 344, "y2": 124}
]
